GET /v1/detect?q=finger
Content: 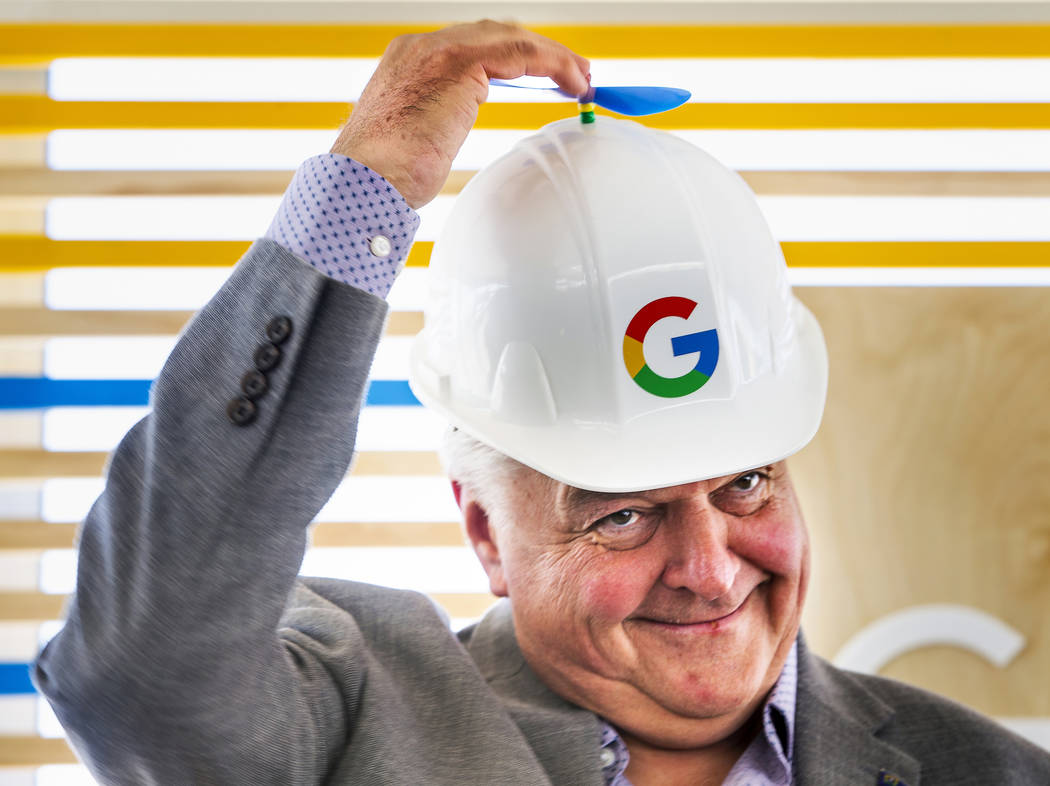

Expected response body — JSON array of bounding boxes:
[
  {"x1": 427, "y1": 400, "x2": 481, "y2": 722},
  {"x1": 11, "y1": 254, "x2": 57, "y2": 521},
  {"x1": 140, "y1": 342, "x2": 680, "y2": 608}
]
[
  {"x1": 481, "y1": 33, "x2": 590, "y2": 97},
  {"x1": 521, "y1": 31, "x2": 590, "y2": 96}
]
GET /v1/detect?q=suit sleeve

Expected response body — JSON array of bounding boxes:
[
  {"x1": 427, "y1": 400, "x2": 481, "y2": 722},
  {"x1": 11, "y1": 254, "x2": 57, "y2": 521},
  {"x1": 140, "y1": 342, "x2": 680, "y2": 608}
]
[{"x1": 33, "y1": 239, "x2": 387, "y2": 784}]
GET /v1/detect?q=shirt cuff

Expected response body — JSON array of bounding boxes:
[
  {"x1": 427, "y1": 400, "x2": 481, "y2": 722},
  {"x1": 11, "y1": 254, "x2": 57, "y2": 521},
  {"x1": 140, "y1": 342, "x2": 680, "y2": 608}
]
[{"x1": 265, "y1": 153, "x2": 421, "y2": 298}]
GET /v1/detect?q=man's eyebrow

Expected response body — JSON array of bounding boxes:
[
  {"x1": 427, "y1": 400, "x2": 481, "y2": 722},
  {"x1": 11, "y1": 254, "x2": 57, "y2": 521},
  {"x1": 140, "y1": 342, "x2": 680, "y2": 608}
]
[{"x1": 559, "y1": 486, "x2": 628, "y2": 513}]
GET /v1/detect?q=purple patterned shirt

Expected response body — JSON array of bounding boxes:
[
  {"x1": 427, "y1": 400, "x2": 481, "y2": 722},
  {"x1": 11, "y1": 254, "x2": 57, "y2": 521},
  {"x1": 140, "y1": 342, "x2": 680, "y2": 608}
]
[
  {"x1": 267, "y1": 158, "x2": 798, "y2": 785},
  {"x1": 600, "y1": 642, "x2": 797, "y2": 786},
  {"x1": 265, "y1": 153, "x2": 419, "y2": 297}
]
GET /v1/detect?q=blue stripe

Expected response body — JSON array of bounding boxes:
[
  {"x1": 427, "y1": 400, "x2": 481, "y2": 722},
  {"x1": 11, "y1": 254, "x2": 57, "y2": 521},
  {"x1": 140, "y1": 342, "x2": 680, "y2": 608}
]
[
  {"x1": 0, "y1": 663, "x2": 35, "y2": 695},
  {"x1": 365, "y1": 380, "x2": 421, "y2": 406},
  {"x1": 0, "y1": 378, "x2": 420, "y2": 409}
]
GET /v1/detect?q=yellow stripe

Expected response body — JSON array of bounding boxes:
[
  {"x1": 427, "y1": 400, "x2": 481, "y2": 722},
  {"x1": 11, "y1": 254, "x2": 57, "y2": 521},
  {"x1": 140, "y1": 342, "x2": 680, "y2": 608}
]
[
  {"x1": 6, "y1": 97, "x2": 1050, "y2": 131},
  {"x1": 0, "y1": 450, "x2": 440, "y2": 479},
  {"x1": 1, "y1": 238, "x2": 1048, "y2": 272},
  {"x1": 0, "y1": 169, "x2": 476, "y2": 197},
  {"x1": 0, "y1": 307, "x2": 423, "y2": 337},
  {"x1": 623, "y1": 335, "x2": 646, "y2": 377},
  {"x1": 0, "y1": 591, "x2": 65, "y2": 620},
  {"x1": 0, "y1": 237, "x2": 433, "y2": 270},
  {"x1": 0, "y1": 591, "x2": 495, "y2": 621},
  {"x1": 780, "y1": 241, "x2": 1050, "y2": 267},
  {"x1": 0, "y1": 737, "x2": 77, "y2": 767},
  {"x1": 3, "y1": 24, "x2": 1050, "y2": 59},
  {"x1": 0, "y1": 519, "x2": 462, "y2": 550},
  {"x1": 0, "y1": 520, "x2": 76, "y2": 549},
  {"x1": 6, "y1": 171, "x2": 1050, "y2": 198}
]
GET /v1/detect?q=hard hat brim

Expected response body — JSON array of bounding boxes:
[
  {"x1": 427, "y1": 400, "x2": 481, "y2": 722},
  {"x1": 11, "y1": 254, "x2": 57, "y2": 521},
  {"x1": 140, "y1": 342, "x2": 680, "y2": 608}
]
[{"x1": 410, "y1": 301, "x2": 828, "y2": 494}]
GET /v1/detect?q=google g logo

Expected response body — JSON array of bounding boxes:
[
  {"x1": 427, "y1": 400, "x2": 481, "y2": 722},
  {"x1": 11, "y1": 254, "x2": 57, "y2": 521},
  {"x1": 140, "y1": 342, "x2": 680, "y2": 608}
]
[{"x1": 623, "y1": 296, "x2": 720, "y2": 398}]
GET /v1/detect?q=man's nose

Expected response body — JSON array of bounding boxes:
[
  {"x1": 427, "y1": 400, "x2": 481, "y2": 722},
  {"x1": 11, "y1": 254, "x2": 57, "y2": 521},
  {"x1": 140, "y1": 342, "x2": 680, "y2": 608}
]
[{"x1": 659, "y1": 507, "x2": 740, "y2": 601}]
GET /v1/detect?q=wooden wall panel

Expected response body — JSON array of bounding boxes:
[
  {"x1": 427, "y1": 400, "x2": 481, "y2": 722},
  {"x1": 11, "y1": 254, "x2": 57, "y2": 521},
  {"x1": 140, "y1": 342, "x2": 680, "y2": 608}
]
[{"x1": 793, "y1": 287, "x2": 1050, "y2": 717}]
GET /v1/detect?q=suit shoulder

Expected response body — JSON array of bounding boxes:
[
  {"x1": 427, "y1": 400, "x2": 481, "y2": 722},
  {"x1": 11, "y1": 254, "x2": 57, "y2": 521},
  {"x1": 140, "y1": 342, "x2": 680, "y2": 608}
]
[
  {"x1": 818, "y1": 658, "x2": 1050, "y2": 781},
  {"x1": 290, "y1": 576, "x2": 452, "y2": 631}
]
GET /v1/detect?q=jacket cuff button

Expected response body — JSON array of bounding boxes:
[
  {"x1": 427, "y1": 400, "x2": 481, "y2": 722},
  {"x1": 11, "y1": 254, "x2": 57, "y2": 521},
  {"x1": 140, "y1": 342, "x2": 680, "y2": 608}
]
[
  {"x1": 226, "y1": 396, "x2": 257, "y2": 426},
  {"x1": 266, "y1": 316, "x2": 293, "y2": 345},
  {"x1": 254, "y1": 343, "x2": 282, "y2": 372},
  {"x1": 240, "y1": 370, "x2": 269, "y2": 399}
]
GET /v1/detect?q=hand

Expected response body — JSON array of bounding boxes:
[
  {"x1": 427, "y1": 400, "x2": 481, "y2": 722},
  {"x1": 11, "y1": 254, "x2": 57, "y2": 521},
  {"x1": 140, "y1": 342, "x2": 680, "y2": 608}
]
[{"x1": 330, "y1": 20, "x2": 590, "y2": 209}]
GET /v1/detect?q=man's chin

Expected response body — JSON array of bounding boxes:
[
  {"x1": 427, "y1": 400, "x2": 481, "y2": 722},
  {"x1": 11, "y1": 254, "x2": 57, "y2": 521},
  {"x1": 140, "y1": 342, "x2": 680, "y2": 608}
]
[
  {"x1": 617, "y1": 648, "x2": 775, "y2": 733},
  {"x1": 649, "y1": 677, "x2": 763, "y2": 722},
  {"x1": 608, "y1": 685, "x2": 765, "y2": 750}
]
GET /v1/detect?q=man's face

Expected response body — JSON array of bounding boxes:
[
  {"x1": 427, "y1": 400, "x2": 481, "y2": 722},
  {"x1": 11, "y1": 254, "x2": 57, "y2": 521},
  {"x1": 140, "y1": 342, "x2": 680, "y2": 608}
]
[{"x1": 469, "y1": 461, "x2": 809, "y2": 748}]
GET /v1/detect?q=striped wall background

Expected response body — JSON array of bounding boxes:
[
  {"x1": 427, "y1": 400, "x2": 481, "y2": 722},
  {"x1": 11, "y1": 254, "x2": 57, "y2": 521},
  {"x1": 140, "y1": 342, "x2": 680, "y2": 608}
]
[{"x1": 1, "y1": 2, "x2": 1049, "y2": 782}]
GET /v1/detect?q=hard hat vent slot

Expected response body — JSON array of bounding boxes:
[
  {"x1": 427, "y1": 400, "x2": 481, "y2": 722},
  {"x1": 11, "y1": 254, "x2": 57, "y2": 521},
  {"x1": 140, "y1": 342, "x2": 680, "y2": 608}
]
[{"x1": 490, "y1": 342, "x2": 558, "y2": 426}]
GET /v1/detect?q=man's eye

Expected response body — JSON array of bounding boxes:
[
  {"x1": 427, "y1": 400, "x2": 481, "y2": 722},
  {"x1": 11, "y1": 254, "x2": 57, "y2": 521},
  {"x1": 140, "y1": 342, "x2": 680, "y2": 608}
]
[
  {"x1": 733, "y1": 472, "x2": 762, "y2": 492},
  {"x1": 589, "y1": 509, "x2": 657, "y2": 550},
  {"x1": 710, "y1": 470, "x2": 773, "y2": 516},
  {"x1": 603, "y1": 510, "x2": 639, "y2": 528}
]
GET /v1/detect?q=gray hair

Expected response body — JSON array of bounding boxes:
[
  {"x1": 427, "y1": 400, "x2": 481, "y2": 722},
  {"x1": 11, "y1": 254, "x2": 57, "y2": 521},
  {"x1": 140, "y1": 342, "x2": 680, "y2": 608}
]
[{"x1": 438, "y1": 427, "x2": 525, "y2": 521}]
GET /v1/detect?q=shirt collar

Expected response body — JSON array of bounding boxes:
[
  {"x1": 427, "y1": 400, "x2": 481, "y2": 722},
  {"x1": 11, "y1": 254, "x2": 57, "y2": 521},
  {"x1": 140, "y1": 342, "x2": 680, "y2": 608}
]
[{"x1": 766, "y1": 639, "x2": 798, "y2": 763}]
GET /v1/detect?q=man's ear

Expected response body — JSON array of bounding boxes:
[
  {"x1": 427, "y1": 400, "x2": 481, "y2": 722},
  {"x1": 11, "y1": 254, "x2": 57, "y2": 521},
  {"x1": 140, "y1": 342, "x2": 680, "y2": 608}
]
[{"x1": 453, "y1": 482, "x2": 508, "y2": 598}]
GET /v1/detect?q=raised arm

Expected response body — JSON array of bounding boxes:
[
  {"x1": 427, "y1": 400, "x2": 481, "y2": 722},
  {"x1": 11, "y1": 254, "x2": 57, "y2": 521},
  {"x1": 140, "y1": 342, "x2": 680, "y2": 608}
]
[{"x1": 33, "y1": 22, "x2": 588, "y2": 785}]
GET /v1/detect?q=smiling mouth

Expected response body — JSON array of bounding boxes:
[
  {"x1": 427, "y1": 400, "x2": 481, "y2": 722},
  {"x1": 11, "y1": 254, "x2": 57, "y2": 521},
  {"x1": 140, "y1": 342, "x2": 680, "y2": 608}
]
[{"x1": 634, "y1": 589, "x2": 755, "y2": 629}]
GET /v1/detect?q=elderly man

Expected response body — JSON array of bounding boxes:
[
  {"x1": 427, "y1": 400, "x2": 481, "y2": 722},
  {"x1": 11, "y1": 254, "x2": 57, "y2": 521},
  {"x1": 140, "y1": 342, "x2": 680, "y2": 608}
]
[{"x1": 34, "y1": 21, "x2": 1050, "y2": 786}]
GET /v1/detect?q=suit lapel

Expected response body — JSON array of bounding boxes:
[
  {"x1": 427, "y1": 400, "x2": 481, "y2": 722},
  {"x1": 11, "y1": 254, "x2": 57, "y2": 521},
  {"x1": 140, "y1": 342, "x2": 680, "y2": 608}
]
[
  {"x1": 794, "y1": 636, "x2": 921, "y2": 786},
  {"x1": 464, "y1": 600, "x2": 606, "y2": 786}
]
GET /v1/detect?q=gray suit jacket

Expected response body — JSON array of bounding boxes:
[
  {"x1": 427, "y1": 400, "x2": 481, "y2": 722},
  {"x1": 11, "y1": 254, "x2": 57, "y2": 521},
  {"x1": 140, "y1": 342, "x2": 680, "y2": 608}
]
[{"x1": 35, "y1": 241, "x2": 1050, "y2": 785}]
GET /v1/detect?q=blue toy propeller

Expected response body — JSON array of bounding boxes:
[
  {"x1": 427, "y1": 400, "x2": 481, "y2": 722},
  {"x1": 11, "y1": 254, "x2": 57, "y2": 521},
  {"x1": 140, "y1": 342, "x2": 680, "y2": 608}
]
[{"x1": 490, "y1": 79, "x2": 690, "y2": 117}]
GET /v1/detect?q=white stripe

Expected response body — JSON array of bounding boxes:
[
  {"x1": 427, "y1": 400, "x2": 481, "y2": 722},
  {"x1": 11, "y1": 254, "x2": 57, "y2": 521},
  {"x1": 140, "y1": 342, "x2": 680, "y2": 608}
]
[
  {"x1": 37, "y1": 697, "x2": 67, "y2": 739},
  {"x1": 35, "y1": 765, "x2": 98, "y2": 785},
  {"x1": 13, "y1": 0, "x2": 1050, "y2": 25},
  {"x1": 40, "y1": 474, "x2": 459, "y2": 524},
  {"x1": 45, "y1": 129, "x2": 530, "y2": 172},
  {"x1": 386, "y1": 268, "x2": 428, "y2": 311},
  {"x1": 46, "y1": 195, "x2": 1050, "y2": 242},
  {"x1": 315, "y1": 476, "x2": 460, "y2": 522},
  {"x1": 300, "y1": 546, "x2": 486, "y2": 594},
  {"x1": 0, "y1": 483, "x2": 42, "y2": 520},
  {"x1": 0, "y1": 624, "x2": 42, "y2": 661},
  {"x1": 45, "y1": 196, "x2": 281, "y2": 241},
  {"x1": 673, "y1": 129, "x2": 1050, "y2": 172},
  {"x1": 0, "y1": 555, "x2": 43, "y2": 592},
  {"x1": 47, "y1": 58, "x2": 1050, "y2": 103},
  {"x1": 43, "y1": 337, "x2": 177, "y2": 380},
  {"x1": 42, "y1": 407, "x2": 150, "y2": 452},
  {"x1": 0, "y1": 768, "x2": 37, "y2": 786},
  {"x1": 38, "y1": 552, "x2": 73, "y2": 594},
  {"x1": 760, "y1": 196, "x2": 1050, "y2": 242},
  {"x1": 45, "y1": 267, "x2": 228, "y2": 310},
  {"x1": 353, "y1": 407, "x2": 447, "y2": 452},
  {"x1": 48, "y1": 58, "x2": 384, "y2": 103},
  {"x1": 42, "y1": 542, "x2": 479, "y2": 595},
  {"x1": 47, "y1": 129, "x2": 1050, "y2": 172},
  {"x1": 788, "y1": 267, "x2": 1050, "y2": 287},
  {"x1": 47, "y1": 129, "x2": 337, "y2": 171},
  {"x1": 41, "y1": 404, "x2": 446, "y2": 453},
  {"x1": 0, "y1": 696, "x2": 37, "y2": 736}
]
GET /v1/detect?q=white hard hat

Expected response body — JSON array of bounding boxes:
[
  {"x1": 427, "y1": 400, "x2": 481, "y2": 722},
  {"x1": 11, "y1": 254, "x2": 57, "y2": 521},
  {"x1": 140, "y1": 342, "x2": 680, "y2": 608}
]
[{"x1": 409, "y1": 116, "x2": 828, "y2": 493}]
